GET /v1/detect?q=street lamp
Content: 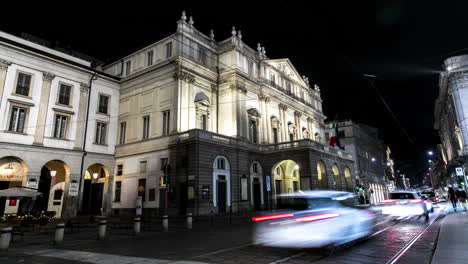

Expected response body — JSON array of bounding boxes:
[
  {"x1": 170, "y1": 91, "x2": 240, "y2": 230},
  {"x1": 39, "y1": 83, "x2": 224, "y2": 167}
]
[
  {"x1": 371, "y1": 158, "x2": 376, "y2": 162},
  {"x1": 428, "y1": 151, "x2": 433, "y2": 156},
  {"x1": 294, "y1": 164, "x2": 300, "y2": 170},
  {"x1": 50, "y1": 170, "x2": 57, "y2": 177},
  {"x1": 92, "y1": 172, "x2": 99, "y2": 180}
]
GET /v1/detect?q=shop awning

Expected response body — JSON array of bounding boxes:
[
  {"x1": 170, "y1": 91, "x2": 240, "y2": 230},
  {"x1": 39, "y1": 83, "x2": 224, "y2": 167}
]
[{"x1": 0, "y1": 187, "x2": 41, "y2": 198}]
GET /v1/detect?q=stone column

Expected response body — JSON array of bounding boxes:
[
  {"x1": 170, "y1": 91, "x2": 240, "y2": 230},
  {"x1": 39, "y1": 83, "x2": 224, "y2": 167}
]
[
  {"x1": 258, "y1": 94, "x2": 267, "y2": 143},
  {"x1": 265, "y1": 97, "x2": 271, "y2": 143},
  {"x1": 307, "y1": 117, "x2": 313, "y2": 140},
  {"x1": 279, "y1": 104, "x2": 288, "y2": 142},
  {"x1": 33, "y1": 72, "x2": 55, "y2": 145},
  {"x1": 74, "y1": 83, "x2": 89, "y2": 150},
  {"x1": 278, "y1": 104, "x2": 283, "y2": 142},
  {"x1": 0, "y1": 59, "x2": 12, "y2": 110},
  {"x1": 235, "y1": 84, "x2": 248, "y2": 139},
  {"x1": 294, "y1": 111, "x2": 302, "y2": 140}
]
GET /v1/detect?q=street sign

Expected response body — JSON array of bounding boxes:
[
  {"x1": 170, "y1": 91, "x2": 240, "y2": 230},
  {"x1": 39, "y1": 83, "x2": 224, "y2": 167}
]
[
  {"x1": 68, "y1": 180, "x2": 79, "y2": 196},
  {"x1": 456, "y1": 167, "x2": 464, "y2": 176},
  {"x1": 266, "y1": 175, "x2": 271, "y2": 192}
]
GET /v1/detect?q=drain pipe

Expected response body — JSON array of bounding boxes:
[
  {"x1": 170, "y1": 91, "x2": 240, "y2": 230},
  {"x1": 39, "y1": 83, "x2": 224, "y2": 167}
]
[
  {"x1": 77, "y1": 71, "x2": 98, "y2": 214},
  {"x1": 216, "y1": 65, "x2": 220, "y2": 133}
]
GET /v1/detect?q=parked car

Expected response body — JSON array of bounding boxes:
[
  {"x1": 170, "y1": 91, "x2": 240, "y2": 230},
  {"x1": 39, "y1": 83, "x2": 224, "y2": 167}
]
[
  {"x1": 380, "y1": 191, "x2": 429, "y2": 219},
  {"x1": 252, "y1": 191, "x2": 376, "y2": 248}
]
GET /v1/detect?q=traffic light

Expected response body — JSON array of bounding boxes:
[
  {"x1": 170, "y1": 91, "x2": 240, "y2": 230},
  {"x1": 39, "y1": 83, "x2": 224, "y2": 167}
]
[{"x1": 356, "y1": 184, "x2": 364, "y2": 192}]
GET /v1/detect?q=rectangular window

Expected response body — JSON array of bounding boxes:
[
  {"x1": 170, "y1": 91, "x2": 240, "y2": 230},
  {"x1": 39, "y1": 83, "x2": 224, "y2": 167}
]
[
  {"x1": 114, "y1": 181, "x2": 121, "y2": 202},
  {"x1": 248, "y1": 61, "x2": 254, "y2": 75},
  {"x1": 58, "y1": 84, "x2": 72, "y2": 105},
  {"x1": 15, "y1": 72, "x2": 32, "y2": 96},
  {"x1": 8, "y1": 106, "x2": 26, "y2": 133},
  {"x1": 53, "y1": 114, "x2": 68, "y2": 139},
  {"x1": 338, "y1": 130, "x2": 345, "y2": 138},
  {"x1": 147, "y1": 50, "x2": 153, "y2": 66},
  {"x1": 95, "y1": 122, "x2": 107, "y2": 145},
  {"x1": 149, "y1": 188, "x2": 156, "y2": 201},
  {"x1": 142, "y1": 115, "x2": 150, "y2": 139},
  {"x1": 116, "y1": 164, "x2": 123, "y2": 176},
  {"x1": 119, "y1": 122, "x2": 126, "y2": 144},
  {"x1": 325, "y1": 132, "x2": 330, "y2": 141},
  {"x1": 160, "y1": 158, "x2": 169, "y2": 170},
  {"x1": 217, "y1": 158, "x2": 225, "y2": 170},
  {"x1": 272, "y1": 128, "x2": 278, "y2": 144},
  {"x1": 270, "y1": 74, "x2": 275, "y2": 85},
  {"x1": 162, "y1": 110, "x2": 170, "y2": 135},
  {"x1": 138, "y1": 179, "x2": 146, "y2": 201},
  {"x1": 253, "y1": 163, "x2": 258, "y2": 173},
  {"x1": 250, "y1": 119, "x2": 257, "y2": 143},
  {"x1": 165, "y1": 42, "x2": 172, "y2": 58},
  {"x1": 140, "y1": 161, "x2": 147, "y2": 173},
  {"x1": 199, "y1": 114, "x2": 207, "y2": 130},
  {"x1": 125, "y1": 61, "x2": 131, "y2": 75},
  {"x1": 98, "y1": 95, "x2": 109, "y2": 114}
]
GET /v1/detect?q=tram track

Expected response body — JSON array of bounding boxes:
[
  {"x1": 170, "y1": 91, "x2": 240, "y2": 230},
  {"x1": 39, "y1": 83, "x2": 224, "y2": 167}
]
[{"x1": 268, "y1": 213, "x2": 442, "y2": 264}]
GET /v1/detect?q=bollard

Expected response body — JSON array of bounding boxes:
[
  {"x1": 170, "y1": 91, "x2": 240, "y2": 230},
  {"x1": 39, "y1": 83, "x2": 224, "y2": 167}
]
[
  {"x1": 0, "y1": 227, "x2": 12, "y2": 251},
  {"x1": 97, "y1": 220, "x2": 107, "y2": 240},
  {"x1": 162, "y1": 215, "x2": 168, "y2": 232},
  {"x1": 54, "y1": 223, "x2": 65, "y2": 245},
  {"x1": 186, "y1": 213, "x2": 192, "y2": 229},
  {"x1": 133, "y1": 217, "x2": 141, "y2": 235}
]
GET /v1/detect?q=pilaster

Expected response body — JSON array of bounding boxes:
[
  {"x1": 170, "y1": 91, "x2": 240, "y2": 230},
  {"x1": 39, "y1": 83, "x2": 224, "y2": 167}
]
[
  {"x1": 33, "y1": 72, "x2": 55, "y2": 145},
  {"x1": 0, "y1": 59, "x2": 12, "y2": 110},
  {"x1": 73, "y1": 83, "x2": 89, "y2": 150}
]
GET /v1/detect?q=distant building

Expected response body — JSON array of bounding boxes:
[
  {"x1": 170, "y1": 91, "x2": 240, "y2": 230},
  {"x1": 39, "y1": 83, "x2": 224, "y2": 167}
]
[
  {"x1": 325, "y1": 120, "x2": 388, "y2": 204},
  {"x1": 434, "y1": 55, "x2": 468, "y2": 191}
]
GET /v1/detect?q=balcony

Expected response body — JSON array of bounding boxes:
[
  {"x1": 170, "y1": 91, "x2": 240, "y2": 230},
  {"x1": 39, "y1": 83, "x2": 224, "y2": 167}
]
[{"x1": 172, "y1": 129, "x2": 353, "y2": 160}]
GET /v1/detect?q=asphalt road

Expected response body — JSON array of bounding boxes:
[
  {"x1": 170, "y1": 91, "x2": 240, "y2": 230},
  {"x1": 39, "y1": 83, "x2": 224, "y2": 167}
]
[{"x1": 0, "y1": 205, "x2": 448, "y2": 264}]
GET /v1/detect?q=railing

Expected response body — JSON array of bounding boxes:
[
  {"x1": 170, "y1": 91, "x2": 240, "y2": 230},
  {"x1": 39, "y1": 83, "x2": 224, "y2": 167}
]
[{"x1": 173, "y1": 129, "x2": 353, "y2": 159}]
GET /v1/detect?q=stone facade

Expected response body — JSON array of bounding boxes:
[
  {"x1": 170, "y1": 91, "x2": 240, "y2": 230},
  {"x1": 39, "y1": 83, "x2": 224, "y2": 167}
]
[
  {"x1": 434, "y1": 55, "x2": 468, "y2": 192},
  {"x1": 0, "y1": 31, "x2": 120, "y2": 217},
  {"x1": 108, "y1": 12, "x2": 355, "y2": 216},
  {"x1": 0, "y1": 12, "x2": 357, "y2": 217}
]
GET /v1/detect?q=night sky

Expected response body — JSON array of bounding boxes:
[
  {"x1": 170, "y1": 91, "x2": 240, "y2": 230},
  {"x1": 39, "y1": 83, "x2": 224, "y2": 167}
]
[{"x1": 2, "y1": 1, "x2": 467, "y2": 184}]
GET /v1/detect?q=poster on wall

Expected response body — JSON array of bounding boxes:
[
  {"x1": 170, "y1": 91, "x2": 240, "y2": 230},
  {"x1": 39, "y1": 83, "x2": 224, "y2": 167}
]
[
  {"x1": 241, "y1": 178, "x2": 248, "y2": 201},
  {"x1": 68, "y1": 180, "x2": 79, "y2": 197},
  {"x1": 266, "y1": 176, "x2": 271, "y2": 192},
  {"x1": 27, "y1": 178, "x2": 39, "y2": 190}
]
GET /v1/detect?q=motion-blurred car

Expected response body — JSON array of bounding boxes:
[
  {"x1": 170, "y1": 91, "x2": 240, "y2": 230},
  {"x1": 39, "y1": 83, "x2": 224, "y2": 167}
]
[
  {"x1": 252, "y1": 191, "x2": 376, "y2": 248},
  {"x1": 421, "y1": 191, "x2": 439, "y2": 205},
  {"x1": 380, "y1": 191, "x2": 429, "y2": 218}
]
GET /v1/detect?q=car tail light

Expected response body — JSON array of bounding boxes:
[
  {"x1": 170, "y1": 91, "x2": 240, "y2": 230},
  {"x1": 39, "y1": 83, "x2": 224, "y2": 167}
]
[
  {"x1": 295, "y1": 213, "x2": 339, "y2": 223},
  {"x1": 409, "y1": 199, "x2": 423, "y2": 203},
  {"x1": 435, "y1": 197, "x2": 439, "y2": 201},
  {"x1": 251, "y1": 213, "x2": 294, "y2": 222},
  {"x1": 381, "y1": 199, "x2": 396, "y2": 203}
]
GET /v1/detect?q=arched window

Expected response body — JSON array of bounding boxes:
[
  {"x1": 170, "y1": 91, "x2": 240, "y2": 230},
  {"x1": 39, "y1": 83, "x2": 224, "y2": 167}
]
[
  {"x1": 332, "y1": 164, "x2": 341, "y2": 191},
  {"x1": 344, "y1": 167, "x2": 352, "y2": 191},
  {"x1": 317, "y1": 161, "x2": 327, "y2": 189},
  {"x1": 194, "y1": 92, "x2": 210, "y2": 130}
]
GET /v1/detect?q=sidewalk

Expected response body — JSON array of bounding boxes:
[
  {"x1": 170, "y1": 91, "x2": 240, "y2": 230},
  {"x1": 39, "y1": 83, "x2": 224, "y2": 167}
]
[{"x1": 431, "y1": 210, "x2": 468, "y2": 264}]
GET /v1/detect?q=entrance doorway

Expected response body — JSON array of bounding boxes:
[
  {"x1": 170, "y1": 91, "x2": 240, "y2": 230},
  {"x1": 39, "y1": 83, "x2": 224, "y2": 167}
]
[
  {"x1": 217, "y1": 177, "x2": 227, "y2": 213},
  {"x1": 82, "y1": 164, "x2": 108, "y2": 215},
  {"x1": 253, "y1": 178, "x2": 261, "y2": 210},
  {"x1": 272, "y1": 160, "x2": 301, "y2": 206},
  {"x1": 0, "y1": 156, "x2": 27, "y2": 216}
]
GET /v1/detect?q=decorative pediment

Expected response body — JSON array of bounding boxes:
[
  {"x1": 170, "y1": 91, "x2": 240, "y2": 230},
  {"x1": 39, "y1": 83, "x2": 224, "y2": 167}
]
[
  {"x1": 194, "y1": 92, "x2": 210, "y2": 106},
  {"x1": 247, "y1": 108, "x2": 261, "y2": 118},
  {"x1": 266, "y1": 59, "x2": 309, "y2": 87}
]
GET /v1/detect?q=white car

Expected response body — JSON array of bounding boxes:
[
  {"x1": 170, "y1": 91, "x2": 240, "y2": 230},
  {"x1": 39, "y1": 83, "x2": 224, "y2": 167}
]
[
  {"x1": 252, "y1": 191, "x2": 376, "y2": 248},
  {"x1": 380, "y1": 191, "x2": 429, "y2": 219}
]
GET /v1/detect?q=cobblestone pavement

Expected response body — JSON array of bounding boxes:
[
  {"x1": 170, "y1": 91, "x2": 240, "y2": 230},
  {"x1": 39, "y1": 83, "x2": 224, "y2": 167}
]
[{"x1": 0, "y1": 208, "x2": 447, "y2": 264}]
